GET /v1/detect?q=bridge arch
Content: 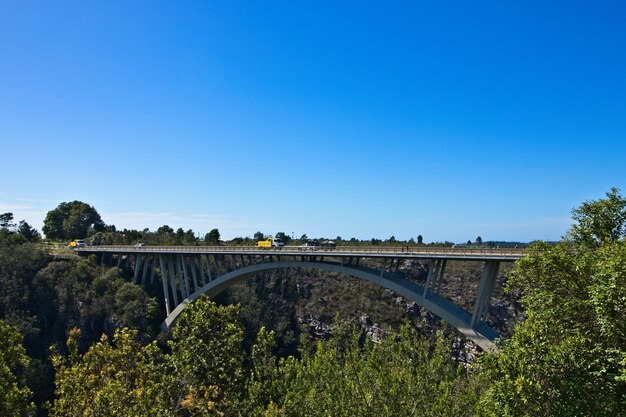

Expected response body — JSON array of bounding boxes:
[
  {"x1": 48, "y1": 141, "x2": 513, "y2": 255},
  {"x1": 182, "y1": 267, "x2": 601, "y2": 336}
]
[{"x1": 161, "y1": 260, "x2": 501, "y2": 350}]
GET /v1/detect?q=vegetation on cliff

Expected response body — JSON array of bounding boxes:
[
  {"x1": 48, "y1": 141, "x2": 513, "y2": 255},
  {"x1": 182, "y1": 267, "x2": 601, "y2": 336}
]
[{"x1": 1, "y1": 189, "x2": 625, "y2": 416}]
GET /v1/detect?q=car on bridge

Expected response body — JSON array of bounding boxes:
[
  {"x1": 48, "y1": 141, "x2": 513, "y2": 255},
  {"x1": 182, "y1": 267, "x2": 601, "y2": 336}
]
[
  {"x1": 68, "y1": 239, "x2": 86, "y2": 248},
  {"x1": 300, "y1": 239, "x2": 320, "y2": 250}
]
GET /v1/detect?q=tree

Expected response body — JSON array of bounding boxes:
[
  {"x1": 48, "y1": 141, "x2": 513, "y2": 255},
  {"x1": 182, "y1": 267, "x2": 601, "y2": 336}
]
[
  {"x1": 17, "y1": 221, "x2": 40, "y2": 242},
  {"x1": 168, "y1": 297, "x2": 245, "y2": 414},
  {"x1": 205, "y1": 228, "x2": 221, "y2": 244},
  {"x1": 275, "y1": 327, "x2": 478, "y2": 417},
  {"x1": 275, "y1": 232, "x2": 291, "y2": 244},
  {"x1": 0, "y1": 321, "x2": 35, "y2": 417},
  {"x1": 476, "y1": 236, "x2": 482, "y2": 245},
  {"x1": 254, "y1": 231, "x2": 265, "y2": 241},
  {"x1": 299, "y1": 234, "x2": 308, "y2": 241},
  {"x1": 569, "y1": 187, "x2": 626, "y2": 246},
  {"x1": 417, "y1": 234, "x2": 423, "y2": 245},
  {"x1": 42, "y1": 201, "x2": 105, "y2": 240},
  {"x1": 50, "y1": 328, "x2": 175, "y2": 416},
  {"x1": 0, "y1": 212, "x2": 15, "y2": 230},
  {"x1": 49, "y1": 300, "x2": 248, "y2": 416},
  {"x1": 157, "y1": 225, "x2": 174, "y2": 235},
  {"x1": 478, "y1": 189, "x2": 626, "y2": 416}
]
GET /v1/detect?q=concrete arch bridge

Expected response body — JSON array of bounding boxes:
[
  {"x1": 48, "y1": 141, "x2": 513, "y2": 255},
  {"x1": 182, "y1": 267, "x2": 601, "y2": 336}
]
[{"x1": 76, "y1": 245, "x2": 524, "y2": 350}]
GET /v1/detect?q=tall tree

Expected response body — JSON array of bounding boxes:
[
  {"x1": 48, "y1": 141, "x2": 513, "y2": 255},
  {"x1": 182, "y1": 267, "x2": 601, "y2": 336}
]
[
  {"x1": 42, "y1": 201, "x2": 105, "y2": 240},
  {"x1": 478, "y1": 189, "x2": 626, "y2": 416},
  {"x1": 0, "y1": 212, "x2": 14, "y2": 230},
  {"x1": 17, "y1": 221, "x2": 40, "y2": 242},
  {"x1": 568, "y1": 187, "x2": 626, "y2": 246},
  {"x1": 275, "y1": 232, "x2": 290, "y2": 244},
  {"x1": 205, "y1": 228, "x2": 221, "y2": 244},
  {"x1": 168, "y1": 298, "x2": 245, "y2": 413}
]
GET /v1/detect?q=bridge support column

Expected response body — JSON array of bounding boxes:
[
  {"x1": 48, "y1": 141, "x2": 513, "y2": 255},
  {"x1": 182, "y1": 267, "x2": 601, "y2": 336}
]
[
  {"x1": 141, "y1": 255, "x2": 150, "y2": 285},
  {"x1": 380, "y1": 259, "x2": 388, "y2": 281},
  {"x1": 205, "y1": 255, "x2": 213, "y2": 281},
  {"x1": 166, "y1": 257, "x2": 179, "y2": 307},
  {"x1": 133, "y1": 255, "x2": 142, "y2": 283},
  {"x1": 215, "y1": 256, "x2": 222, "y2": 277},
  {"x1": 182, "y1": 256, "x2": 195, "y2": 294},
  {"x1": 159, "y1": 256, "x2": 171, "y2": 315},
  {"x1": 198, "y1": 257, "x2": 206, "y2": 286},
  {"x1": 177, "y1": 256, "x2": 189, "y2": 299},
  {"x1": 424, "y1": 259, "x2": 446, "y2": 298},
  {"x1": 471, "y1": 261, "x2": 500, "y2": 328},
  {"x1": 189, "y1": 258, "x2": 199, "y2": 291},
  {"x1": 150, "y1": 256, "x2": 157, "y2": 284},
  {"x1": 434, "y1": 259, "x2": 446, "y2": 294}
]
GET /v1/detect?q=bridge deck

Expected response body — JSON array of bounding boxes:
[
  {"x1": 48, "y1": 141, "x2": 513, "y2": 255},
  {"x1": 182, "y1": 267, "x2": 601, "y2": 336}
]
[{"x1": 76, "y1": 245, "x2": 524, "y2": 261}]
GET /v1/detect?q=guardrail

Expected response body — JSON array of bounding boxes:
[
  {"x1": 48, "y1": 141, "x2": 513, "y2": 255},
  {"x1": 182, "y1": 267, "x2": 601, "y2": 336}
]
[{"x1": 76, "y1": 245, "x2": 526, "y2": 259}]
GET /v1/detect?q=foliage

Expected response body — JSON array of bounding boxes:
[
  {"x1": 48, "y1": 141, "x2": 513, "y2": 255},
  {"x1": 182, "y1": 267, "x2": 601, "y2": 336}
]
[
  {"x1": 478, "y1": 189, "x2": 626, "y2": 416},
  {"x1": 0, "y1": 213, "x2": 41, "y2": 244},
  {"x1": 50, "y1": 328, "x2": 175, "y2": 417},
  {"x1": 17, "y1": 221, "x2": 41, "y2": 242},
  {"x1": 568, "y1": 187, "x2": 626, "y2": 246},
  {"x1": 42, "y1": 201, "x2": 105, "y2": 240},
  {"x1": 244, "y1": 326, "x2": 480, "y2": 417},
  {"x1": 0, "y1": 320, "x2": 36, "y2": 417},
  {"x1": 169, "y1": 298, "x2": 245, "y2": 414},
  {"x1": 205, "y1": 229, "x2": 221, "y2": 244},
  {"x1": 0, "y1": 238, "x2": 161, "y2": 414},
  {"x1": 1, "y1": 212, "x2": 16, "y2": 229},
  {"x1": 49, "y1": 298, "x2": 247, "y2": 416},
  {"x1": 275, "y1": 232, "x2": 291, "y2": 244}
]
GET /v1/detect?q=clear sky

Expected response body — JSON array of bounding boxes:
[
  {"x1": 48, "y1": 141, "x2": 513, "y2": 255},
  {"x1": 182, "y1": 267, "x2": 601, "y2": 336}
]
[{"x1": 1, "y1": 1, "x2": 625, "y2": 242}]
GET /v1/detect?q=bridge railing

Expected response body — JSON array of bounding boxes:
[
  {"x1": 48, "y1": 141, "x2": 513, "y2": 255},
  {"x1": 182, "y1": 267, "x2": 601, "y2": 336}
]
[{"x1": 78, "y1": 245, "x2": 526, "y2": 258}]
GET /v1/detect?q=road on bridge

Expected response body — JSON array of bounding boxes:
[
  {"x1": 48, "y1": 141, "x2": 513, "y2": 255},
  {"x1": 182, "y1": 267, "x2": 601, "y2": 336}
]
[{"x1": 76, "y1": 245, "x2": 525, "y2": 262}]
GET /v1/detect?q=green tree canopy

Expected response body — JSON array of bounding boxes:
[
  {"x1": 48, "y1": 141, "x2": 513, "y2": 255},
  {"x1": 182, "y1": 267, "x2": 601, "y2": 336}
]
[
  {"x1": 0, "y1": 321, "x2": 35, "y2": 417},
  {"x1": 0, "y1": 212, "x2": 15, "y2": 230},
  {"x1": 275, "y1": 232, "x2": 291, "y2": 244},
  {"x1": 42, "y1": 201, "x2": 105, "y2": 240},
  {"x1": 478, "y1": 189, "x2": 626, "y2": 416},
  {"x1": 205, "y1": 228, "x2": 221, "y2": 244},
  {"x1": 568, "y1": 187, "x2": 626, "y2": 246}
]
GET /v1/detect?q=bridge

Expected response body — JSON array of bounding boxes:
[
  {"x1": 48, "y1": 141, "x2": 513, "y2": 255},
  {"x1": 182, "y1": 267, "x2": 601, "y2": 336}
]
[{"x1": 75, "y1": 245, "x2": 525, "y2": 350}]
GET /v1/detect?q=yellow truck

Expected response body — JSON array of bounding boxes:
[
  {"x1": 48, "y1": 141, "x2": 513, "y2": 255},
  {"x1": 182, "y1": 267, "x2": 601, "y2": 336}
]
[
  {"x1": 68, "y1": 239, "x2": 86, "y2": 248},
  {"x1": 256, "y1": 238, "x2": 284, "y2": 248}
]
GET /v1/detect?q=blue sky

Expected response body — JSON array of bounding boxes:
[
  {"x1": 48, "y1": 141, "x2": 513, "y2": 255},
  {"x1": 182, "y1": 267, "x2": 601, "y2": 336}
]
[{"x1": 1, "y1": 1, "x2": 625, "y2": 242}]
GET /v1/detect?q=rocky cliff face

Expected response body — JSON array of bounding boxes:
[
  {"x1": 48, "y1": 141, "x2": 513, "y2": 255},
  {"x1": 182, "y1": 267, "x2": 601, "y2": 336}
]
[{"x1": 217, "y1": 258, "x2": 523, "y2": 363}]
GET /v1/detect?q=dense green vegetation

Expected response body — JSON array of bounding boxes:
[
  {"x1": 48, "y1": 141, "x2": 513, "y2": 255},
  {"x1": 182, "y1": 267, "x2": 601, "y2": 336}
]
[{"x1": 1, "y1": 190, "x2": 625, "y2": 416}]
